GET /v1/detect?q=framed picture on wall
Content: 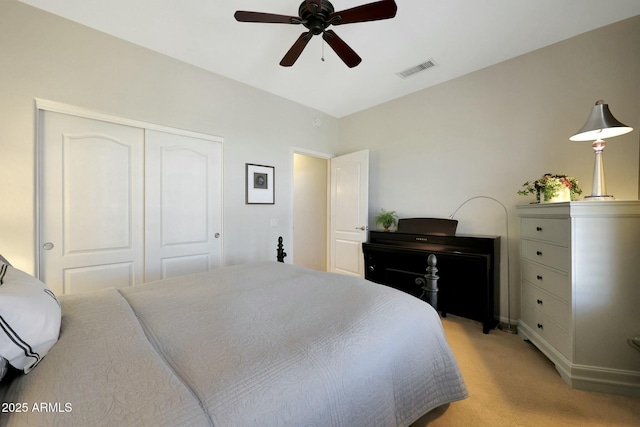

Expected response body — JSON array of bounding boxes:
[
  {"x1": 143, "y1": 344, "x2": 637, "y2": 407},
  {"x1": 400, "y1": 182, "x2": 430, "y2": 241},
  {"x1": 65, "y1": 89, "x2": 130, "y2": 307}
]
[{"x1": 246, "y1": 163, "x2": 275, "y2": 204}]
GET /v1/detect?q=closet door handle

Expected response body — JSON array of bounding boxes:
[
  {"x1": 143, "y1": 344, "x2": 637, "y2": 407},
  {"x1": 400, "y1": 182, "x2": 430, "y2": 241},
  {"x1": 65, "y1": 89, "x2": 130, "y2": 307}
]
[{"x1": 42, "y1": 242, "x2": 55, "y2": 250}]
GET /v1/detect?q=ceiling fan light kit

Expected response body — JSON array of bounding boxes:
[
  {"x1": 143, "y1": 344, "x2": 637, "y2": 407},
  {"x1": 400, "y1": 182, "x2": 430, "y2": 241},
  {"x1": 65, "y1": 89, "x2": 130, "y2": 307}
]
[{"x1": 234, "y1": 0, "x2": 398, "y2": 68}]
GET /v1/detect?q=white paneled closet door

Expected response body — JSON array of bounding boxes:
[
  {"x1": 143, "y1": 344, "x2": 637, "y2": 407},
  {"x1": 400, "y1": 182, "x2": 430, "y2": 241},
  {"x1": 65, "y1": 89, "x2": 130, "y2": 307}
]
[
  {"x1": 39, "y1": 111, "x2": 145, "y2": 296},
  {"x1": 144, "y1": 130, "x2": 222, "y2": 282},
  {"x1": 39, "y1": 107, "x2": 223, "y2": 295}
]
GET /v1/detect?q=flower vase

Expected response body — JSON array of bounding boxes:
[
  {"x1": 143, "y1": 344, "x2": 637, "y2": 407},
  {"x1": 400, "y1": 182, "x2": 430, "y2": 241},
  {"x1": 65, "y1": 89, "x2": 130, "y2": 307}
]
[{"x1": 540, "y1": 187, "x2": 570, "y2": 203}]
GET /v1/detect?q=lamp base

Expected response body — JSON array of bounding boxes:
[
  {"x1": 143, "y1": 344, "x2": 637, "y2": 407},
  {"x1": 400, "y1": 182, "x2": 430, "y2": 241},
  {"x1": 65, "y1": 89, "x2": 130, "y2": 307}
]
[
  {"x1": 585, "y1": 195, "x2": 615, "y2": 201},
  {"x1": 498, "y1": 322, "x2": 518, "y2": 334}
]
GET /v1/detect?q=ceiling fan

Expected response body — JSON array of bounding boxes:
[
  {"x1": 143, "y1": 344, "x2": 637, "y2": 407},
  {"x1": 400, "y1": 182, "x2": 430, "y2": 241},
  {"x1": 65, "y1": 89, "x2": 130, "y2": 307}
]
[{"x1": 234, "y1": 0, "x2": 398, "y2": 68}]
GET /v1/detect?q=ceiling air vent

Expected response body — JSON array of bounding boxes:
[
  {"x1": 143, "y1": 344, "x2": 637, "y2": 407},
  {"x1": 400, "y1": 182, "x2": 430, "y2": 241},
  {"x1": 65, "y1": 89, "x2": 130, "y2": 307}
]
[{"x1": 396, "y1": 59, "x2": 437, "y2": 79}]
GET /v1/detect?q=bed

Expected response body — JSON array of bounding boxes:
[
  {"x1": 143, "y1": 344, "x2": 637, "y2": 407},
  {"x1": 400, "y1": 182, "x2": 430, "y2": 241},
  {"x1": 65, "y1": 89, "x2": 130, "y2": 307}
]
[{"x1": 0, "y1": 259, "x2": 467, "y2": 427}]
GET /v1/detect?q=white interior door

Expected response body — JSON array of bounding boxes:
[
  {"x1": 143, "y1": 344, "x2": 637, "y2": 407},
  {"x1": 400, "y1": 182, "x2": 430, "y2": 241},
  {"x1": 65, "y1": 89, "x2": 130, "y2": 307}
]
[
  {"x1": 144, "y1": 130, "x2": 222, "y2": 282},
  {"x1": 39, "y1": 111, "x2": 145, "y2": 295},
  {"x1": 329, "y1": 150, "x2": 369, "y2": 277}
]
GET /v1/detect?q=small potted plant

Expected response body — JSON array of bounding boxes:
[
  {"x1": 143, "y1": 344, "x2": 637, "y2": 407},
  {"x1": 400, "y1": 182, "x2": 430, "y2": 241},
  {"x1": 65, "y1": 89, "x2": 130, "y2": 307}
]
[
  {"x1": 518, "y1": 173, "x2": 582, "y2": 203},
  {"x1": 374, "y1": 209, "x2": 398, "y2": 231}
]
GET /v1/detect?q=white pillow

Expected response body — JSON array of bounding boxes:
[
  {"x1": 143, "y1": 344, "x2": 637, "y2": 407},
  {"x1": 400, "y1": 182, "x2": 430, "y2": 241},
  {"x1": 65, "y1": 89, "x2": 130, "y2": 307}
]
[
  {"x1": 0, "y1": 262, "x2": 61, "y2": 375},
  {"x1": 0, "y1": 356, "x2": 8, "y2": 380}
]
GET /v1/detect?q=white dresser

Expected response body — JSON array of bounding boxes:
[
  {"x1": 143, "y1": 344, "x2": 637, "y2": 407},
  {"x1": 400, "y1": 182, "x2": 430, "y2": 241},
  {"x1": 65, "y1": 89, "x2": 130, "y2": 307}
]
[{"x1": 517, "y1": 201, "x2": 640, "y2": 397}]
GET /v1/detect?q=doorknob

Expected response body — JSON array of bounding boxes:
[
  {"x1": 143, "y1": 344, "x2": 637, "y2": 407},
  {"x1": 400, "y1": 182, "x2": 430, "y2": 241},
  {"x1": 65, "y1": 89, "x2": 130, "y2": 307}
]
[
  {"x1": 42, "y1": 242, "x2": 55, "y2": 250},
  {"x1": 355, "y1": 226, "x2": 367, "y2": 231},
  {"x1": 214, "y1": 233, "x2": 220, "y2": 238}
]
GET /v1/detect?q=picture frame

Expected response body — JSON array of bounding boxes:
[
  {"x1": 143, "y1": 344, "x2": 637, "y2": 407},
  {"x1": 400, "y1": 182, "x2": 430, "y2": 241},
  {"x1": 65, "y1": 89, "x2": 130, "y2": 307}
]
[{"x1": 246, "y1": 163, "x2": 275, "y2": 204}]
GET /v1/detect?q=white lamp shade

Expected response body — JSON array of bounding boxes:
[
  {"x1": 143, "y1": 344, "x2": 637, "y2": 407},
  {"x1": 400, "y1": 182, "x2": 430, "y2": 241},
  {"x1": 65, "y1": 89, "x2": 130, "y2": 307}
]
[{"x1": 569, "y1": 100, "x2": 633, "y2": 141}]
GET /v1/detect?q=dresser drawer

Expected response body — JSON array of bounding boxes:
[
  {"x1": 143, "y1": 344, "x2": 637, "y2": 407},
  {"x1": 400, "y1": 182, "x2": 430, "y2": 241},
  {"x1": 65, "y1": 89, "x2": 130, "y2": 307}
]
[
  {"x1": 521, "y1": 259, "x2": 570, "y2": 301},
  {"x1": 521, "y1": 283, "x2": 570, "y2": 329},
  {"x1": 521, "y1": 239, "x2": 570, "y2": 272},
  {"x1": 521, "y1": 303, "x2": 571, "y2": 358},
  {"x1": 521, "y1": 218, "x2": 569, "y2": 246}
]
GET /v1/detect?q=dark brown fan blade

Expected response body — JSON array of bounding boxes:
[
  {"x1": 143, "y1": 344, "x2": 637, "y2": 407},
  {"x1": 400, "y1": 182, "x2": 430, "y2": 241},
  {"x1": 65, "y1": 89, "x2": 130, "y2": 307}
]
[
  {"x1": 305, "y1": 0, "x2": 323, "y2": 14},
  {"x1": 234, "y1": 11, "x2": 301, "y2": 24},
  {"x1": 329, "y1": 0, "x2": 397, "y2": 25},
  {"x1": 322, "y1": 30, "x2": 362, "y2": 68},
  {"x1": 280, "y1": 32, "x2": 314, "y2": 67}
]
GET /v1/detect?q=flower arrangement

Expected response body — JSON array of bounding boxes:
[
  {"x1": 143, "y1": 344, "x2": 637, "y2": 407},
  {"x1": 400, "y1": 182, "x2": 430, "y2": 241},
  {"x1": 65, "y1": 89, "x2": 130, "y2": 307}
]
[
  {"x1": 374, "y1": 209, "x2": 398, "y2": 230},
  {"x1": 517, "y1": 173, "x2": 582, "y2": 203}
]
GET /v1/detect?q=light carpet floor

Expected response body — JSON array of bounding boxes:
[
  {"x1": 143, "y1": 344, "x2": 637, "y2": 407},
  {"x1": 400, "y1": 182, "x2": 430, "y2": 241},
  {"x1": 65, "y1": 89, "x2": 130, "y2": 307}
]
[{"x1": 410, "y1": 315, "x2": 640, "y2": 427}]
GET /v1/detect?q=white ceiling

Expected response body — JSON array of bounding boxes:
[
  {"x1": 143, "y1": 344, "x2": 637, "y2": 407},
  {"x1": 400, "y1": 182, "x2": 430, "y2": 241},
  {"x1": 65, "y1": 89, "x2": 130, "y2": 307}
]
[{"x1": 18, "y1": 0, "x2": 640, "y2": 118}]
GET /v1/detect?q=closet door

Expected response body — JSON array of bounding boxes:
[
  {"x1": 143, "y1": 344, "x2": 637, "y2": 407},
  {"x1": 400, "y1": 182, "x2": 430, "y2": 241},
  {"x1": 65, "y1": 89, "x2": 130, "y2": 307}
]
[
  {"x1": 39, "y1": 111, "x2": 145, "y2": 295},
  {"x1": 144, "y1": 130, "x2": 222, "y2": 282}
]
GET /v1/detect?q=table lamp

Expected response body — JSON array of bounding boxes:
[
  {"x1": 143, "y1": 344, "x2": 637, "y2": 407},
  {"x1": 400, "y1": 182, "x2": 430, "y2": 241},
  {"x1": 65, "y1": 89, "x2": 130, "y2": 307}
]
[{"x1": 569, "y1": 100, "x2": 633, "y2": 200}]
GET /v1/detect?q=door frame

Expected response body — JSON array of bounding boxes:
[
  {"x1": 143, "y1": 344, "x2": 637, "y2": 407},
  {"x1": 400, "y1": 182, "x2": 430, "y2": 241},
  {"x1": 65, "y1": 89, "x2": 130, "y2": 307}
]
[
  {"x1": 290, "y1": 147, "x2": 332, "y2": 270},
  {"x1": 34, "y1": 98, "x2": 225, "y2": 278},
  {"x1": 290, "y1": 147, "x2": 369, "y2": 274}
]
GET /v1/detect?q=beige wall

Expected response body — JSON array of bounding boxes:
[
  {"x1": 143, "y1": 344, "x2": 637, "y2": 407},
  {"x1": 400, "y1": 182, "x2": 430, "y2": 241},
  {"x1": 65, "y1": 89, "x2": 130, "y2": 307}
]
[
  {"x1": 338, "y1": 15, "x2": 640, "y2": 321},
  {"x1": 2, "y1": 1, "x2": 639, "y2": 323},
  {"x1": 0, "y1": 1, "x2": 339, "y2": 272},
  {"x1": 293, "y1": 153, "x2": 328, "y2": 271}
]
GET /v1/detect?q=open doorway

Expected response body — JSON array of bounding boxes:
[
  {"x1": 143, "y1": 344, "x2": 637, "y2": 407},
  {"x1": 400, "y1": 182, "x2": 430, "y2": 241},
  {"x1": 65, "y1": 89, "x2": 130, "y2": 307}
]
[{"x1": 293, "y1": 152, "x2": 329, "y2": 271}]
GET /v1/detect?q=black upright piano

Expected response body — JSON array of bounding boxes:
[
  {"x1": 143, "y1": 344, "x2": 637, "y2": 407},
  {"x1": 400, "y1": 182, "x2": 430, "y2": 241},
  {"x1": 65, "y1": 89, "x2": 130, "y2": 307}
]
[{"x1": 362, "y1": 218, "x2": 500, "y2": 333}]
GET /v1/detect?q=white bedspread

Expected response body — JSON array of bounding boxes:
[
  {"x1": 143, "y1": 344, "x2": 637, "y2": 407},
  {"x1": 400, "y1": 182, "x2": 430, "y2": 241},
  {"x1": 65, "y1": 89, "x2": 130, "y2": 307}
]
[{"x1": 1, "y1": 262, "x2": 467, "y2": 426}]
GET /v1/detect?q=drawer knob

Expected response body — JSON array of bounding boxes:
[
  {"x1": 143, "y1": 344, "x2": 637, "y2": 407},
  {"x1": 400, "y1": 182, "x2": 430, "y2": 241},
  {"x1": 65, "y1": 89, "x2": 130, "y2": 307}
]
[
  {"x1": 536, "y1": 299, "x2": 543, "y2": 305},
  {"x1": 536, "y1": 226, "x2": 543, "y2": 231},
  {"x1": 369, "y1": 265, "x2": 375, "y2": 271},
  {"x1": 536, "y1": 275, "x2": 543, "y2": 281},
  {"x1": 536, "y1": 251, "x2": 543, "y2": 256},
  {"x1": 537, "y1": 323, "x2": 544, "y2": 330}
]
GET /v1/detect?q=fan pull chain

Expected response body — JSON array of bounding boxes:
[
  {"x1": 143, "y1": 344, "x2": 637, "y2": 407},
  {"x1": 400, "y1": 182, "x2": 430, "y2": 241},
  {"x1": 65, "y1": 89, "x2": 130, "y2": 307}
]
[{"x1": 321, "y1": 39, "x2": 325, "y2": 62}]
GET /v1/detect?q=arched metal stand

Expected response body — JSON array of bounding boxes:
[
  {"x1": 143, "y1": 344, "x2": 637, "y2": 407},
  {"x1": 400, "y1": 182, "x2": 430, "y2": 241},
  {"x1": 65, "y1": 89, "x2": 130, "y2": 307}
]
[{"x1": 450, "y1": 195, "x2": 516, "y2": 334}]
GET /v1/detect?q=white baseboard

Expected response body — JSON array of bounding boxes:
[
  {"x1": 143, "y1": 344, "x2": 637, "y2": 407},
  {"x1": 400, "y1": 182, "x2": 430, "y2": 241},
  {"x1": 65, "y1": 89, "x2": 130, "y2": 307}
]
[{"x1": 518, "y1": 323, "x2": 640, "y2": 398}]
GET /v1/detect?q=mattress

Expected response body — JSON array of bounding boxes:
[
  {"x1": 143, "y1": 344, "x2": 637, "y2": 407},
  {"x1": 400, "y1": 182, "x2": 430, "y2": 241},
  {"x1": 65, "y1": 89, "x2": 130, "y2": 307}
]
[{"x1": 0, "y1": 262, "x2": 467, "y2": 426}]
